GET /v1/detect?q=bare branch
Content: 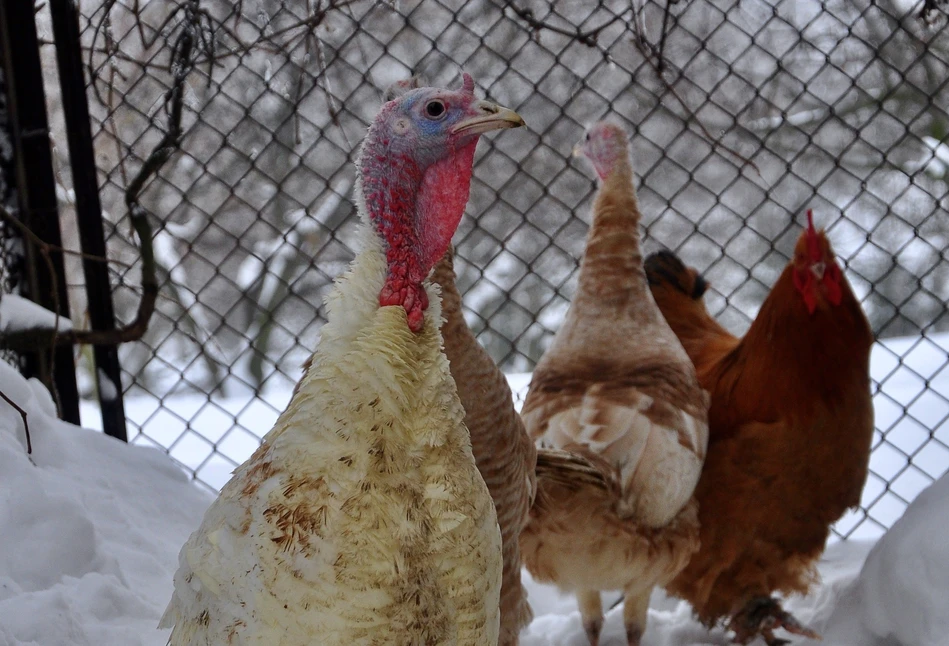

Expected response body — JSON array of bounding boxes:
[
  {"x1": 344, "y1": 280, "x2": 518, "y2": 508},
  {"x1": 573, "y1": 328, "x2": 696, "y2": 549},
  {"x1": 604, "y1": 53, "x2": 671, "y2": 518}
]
[
  {"x1": 198, "y1": 0, "x2": 361, "y2": 64},
  {"x1": 503, "y1": 0, "x2": 759, "y2": 175},
  {"x1": 0, "y1": 389, "x2": 32, "y2": 456},
  {"x1": 0, "y1": 1, "x2": 200, "y2": 352},
  {"x1": 0, "y1": 208, "x2": 131, "y2": 269},
  {"x1": 626, "y1": 7, "x2": 761, "y2": 176},
  {"x1": 500, "y1": 1, "x2": 625, "y2": 49}
]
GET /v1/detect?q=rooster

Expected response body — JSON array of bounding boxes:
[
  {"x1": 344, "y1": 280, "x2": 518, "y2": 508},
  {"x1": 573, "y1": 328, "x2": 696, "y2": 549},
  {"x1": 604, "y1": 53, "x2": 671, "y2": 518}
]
[
  {"x1": 159, "y1": 74, "x2": 525, "y2": 646},
  {"x1": 645, "y1": 210, "x2": 874, "y2": 646},
  {"x1": 519, "y1": 122, "x2": 709, "y2": 646},
  {"x1": 430, "y1": 249, "x2": 537, "y2": 646}
]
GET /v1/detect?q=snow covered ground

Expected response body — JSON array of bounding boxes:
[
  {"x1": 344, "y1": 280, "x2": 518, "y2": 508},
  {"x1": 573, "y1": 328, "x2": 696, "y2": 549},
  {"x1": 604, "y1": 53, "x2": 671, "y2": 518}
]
[
  {"x1": 1, "y1": 332, "x2": 946, "y2": 645},
  {"x1": 0, "y1": 361, "x2": 211, "y2": 646},
  {"x1": 2, "y1": 350, "x2": 948, "y2": 645}
]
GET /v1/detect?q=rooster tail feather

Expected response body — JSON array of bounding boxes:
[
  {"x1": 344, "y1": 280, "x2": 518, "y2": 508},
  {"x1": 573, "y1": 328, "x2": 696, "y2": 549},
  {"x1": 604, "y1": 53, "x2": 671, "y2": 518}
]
[{"x1": 644, "y1": 251, "x2": 708, "y2": 300}]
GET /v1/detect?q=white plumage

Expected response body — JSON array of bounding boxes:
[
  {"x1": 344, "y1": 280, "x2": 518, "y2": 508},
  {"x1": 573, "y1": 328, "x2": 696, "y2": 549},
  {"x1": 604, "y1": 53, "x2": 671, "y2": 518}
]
[{"x1": 160, "y1": 74, "x2": 524, "y2": 646}]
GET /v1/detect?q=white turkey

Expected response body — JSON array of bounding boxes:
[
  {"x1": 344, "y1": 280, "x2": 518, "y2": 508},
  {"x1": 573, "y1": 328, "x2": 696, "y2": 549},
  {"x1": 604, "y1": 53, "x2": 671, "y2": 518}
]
[{"x1": 159, "y1": 73, "x2": 525, "y2": 646}]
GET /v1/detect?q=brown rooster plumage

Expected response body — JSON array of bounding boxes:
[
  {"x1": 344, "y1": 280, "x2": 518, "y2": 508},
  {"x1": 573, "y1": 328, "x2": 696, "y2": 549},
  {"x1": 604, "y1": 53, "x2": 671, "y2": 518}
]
[
  {"x1": 430, "y1": 249, "x2": 537, "y2": 646},
  {"x1": 645, "y1": 210, "x2": 875, "y2": 646},
  {"x1": 519, "y1": 122, "x2": 709, "y2": 646}
]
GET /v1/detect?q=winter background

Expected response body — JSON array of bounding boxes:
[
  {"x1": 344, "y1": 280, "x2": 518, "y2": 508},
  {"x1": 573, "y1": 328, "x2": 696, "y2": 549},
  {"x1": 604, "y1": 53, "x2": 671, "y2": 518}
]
[
  {"x1": 0, "y1": 326, "x2": 947, "y2": 645},
  {"x1": 2, "y1": 0, "x2": 949, "y2": 644}
]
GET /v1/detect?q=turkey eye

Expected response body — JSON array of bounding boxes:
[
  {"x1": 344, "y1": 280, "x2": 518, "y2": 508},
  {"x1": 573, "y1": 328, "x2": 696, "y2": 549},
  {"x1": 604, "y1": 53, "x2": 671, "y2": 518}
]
[
  {"x1": 425, "y1": 101, "x2": 446, "y2": 118},
  {"x1": 585, "y1": 133, "x2": 591, "y2": 141}
]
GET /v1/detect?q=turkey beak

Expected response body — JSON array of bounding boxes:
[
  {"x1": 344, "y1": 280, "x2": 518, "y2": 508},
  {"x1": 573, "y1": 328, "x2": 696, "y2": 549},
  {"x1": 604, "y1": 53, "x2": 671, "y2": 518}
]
[
  {"x1": 810, "y1": 261, "x2": 826, "y2": 280},
  {"x1": 572, "y1": 143, "x2": 584, "y2": 157},
  {"x1": 453, "y1": 101, "x2": 525, "y2": 135}
]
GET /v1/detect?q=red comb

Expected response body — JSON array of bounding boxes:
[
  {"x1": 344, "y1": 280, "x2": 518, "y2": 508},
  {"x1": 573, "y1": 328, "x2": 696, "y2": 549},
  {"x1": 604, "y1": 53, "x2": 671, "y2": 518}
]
[{"x1": 805, "y1": 208, "x2": 821, "y2": 261}]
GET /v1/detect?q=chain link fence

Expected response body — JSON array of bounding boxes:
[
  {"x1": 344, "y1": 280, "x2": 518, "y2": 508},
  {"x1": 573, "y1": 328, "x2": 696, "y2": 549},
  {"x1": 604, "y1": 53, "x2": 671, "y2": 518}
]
[{"x1": 22, "y1": 0, "x2": 949, "y2": 540}]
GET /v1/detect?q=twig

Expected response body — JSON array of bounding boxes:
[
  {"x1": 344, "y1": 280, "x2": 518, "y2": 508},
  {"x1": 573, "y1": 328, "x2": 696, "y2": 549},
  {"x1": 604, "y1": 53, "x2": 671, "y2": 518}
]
[
  {"x1": 88, "y1": 0, "x2": 220, "y2": 105},
  {"x1": 195, "y1": 0, "x2": 360, "y2": 65},
  {"x1": 0, "y1": 207, "x2": 131, "y2": 269},
  {"x1": 501, "y1": 1, "x2": 625, "y2": 48},
  {"x1": 105, "y1": 38, "x2": 131, "y2": 195},
  {"x1": 0, "y1": 389, "x2": 32, "y2": 456},
  {"x1": 0, "y1": 1, "x2": 199, "y2": 352},
  {"x1": 656, "y1": 0, "x2": 674, "y2": 74},
  {"x1": 628, "y1": 11, "x2": 761, "y2": 176},
  {"x1": 233, "y1": 0, "x2": 243, "y2": 31},
  {"x1": 87, "y1": 0, "x2": 119, "y2": 106},
  {"x1": 507, "y1": 0, "x2": 759, "y2": 175},
  {"x1": 82, "y1": 0, "x2": 360, "y2": 100},
  {"x1": 37, "y1": 38, "x2": 151, "y2": 71}
]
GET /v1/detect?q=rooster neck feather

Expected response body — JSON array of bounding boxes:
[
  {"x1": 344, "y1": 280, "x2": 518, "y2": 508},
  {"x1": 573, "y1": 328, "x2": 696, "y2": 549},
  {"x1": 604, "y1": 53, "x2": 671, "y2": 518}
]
[{"x1": 719, "y1": 264, "x2": 873, "y2": 415}]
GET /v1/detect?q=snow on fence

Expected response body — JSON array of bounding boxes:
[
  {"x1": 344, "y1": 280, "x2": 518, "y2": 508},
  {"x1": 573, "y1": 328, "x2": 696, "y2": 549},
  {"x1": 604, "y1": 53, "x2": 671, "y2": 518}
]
[{"x1": 4, "y1": 0, "x2": 949, "y2": 541}]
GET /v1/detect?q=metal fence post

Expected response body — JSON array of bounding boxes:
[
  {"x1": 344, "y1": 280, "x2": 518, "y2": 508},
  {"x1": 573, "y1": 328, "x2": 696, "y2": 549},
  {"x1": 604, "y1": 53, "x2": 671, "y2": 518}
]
[
  {"x1": 0, "y1": 0, "x2": 80, "y2": 424},
  {"x1": 49, "y1": 0, "x2": 128, "y2": 441}
]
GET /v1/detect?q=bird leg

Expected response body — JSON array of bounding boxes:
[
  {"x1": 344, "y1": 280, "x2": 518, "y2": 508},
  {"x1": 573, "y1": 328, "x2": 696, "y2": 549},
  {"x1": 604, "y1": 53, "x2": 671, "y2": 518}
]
[
  {"x1": 577, "y1": 589, "x2": 604, "y2": 646},
  {"x1": 728, "y1": 596, "x2": 820, "y2": 646},
  {"x1": 621, "y1": 588, "x2": 651, "y2": 646}
]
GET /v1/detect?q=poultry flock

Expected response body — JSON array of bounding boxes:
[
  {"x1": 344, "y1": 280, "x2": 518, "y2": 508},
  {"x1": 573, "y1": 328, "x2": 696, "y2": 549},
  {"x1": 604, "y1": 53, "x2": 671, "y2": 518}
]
[{"x1": 163, "y1": 75, "x2": 875, "y2": 646}]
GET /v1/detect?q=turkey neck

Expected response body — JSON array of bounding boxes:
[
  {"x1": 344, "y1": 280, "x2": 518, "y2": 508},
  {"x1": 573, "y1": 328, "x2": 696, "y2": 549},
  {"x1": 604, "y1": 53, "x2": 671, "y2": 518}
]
[
  {"x1": 358, "y1": 138, "x2": 428, "y2": 316},
  {"x1": 358, "y1": 129, "x2": 478, "y2": 332},
  {"x1": 430, "y1": 253, "x2": 510, "y2": 413},
  {"x1": 430, "y1": 254, "x2": 470, "y2": 356},
  {"x1": 572, "y1": 158, "x2": 650, "y2": 318}
]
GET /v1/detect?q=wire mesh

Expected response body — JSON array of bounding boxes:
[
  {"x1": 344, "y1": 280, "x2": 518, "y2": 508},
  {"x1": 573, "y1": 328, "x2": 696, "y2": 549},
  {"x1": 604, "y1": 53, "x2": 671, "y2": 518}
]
[{"x1": 36, "y1": 0, "x2": 949, "y2": 540}]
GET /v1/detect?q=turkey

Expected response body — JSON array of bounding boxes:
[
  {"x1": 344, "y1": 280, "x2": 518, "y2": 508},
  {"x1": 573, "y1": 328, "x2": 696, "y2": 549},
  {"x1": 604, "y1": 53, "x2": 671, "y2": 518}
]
[
  {"x1": 159, "y1": 73, "x2": 525, "y2": 646},
  {"x1": 430, "y1": 249, "x2": 537, "y2": 646},
  {"x1": 519, "y1": 121, "x2": 708, "y2": 646}
]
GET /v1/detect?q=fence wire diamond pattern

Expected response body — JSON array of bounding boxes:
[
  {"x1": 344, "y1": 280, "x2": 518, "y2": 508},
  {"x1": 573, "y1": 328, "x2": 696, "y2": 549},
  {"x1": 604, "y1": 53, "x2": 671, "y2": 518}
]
[{"x1": 36, "y1": 0, "x2": 949, "y2": 541}]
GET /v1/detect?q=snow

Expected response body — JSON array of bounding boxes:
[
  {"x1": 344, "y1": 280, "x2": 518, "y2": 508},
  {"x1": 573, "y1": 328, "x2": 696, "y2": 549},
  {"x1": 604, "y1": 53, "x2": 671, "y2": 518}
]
[
  {"x1": 818, "y1": 474, "x2": 949, "y2": 646},
  {"x1": 96, "y1": 368, "x2": 119, "y2": 402},
  {"x1": 78, "y1": 331, "x2": 949, "y2": 527},
  {"x1": 0, "y1": 360, "x2": 212, "y2": 646},
  {"x1": 0, "y1": 294, "x2": 73, "y2": 333},
  {"x1": 3, "y1": 330, "x2": 945, "y2": 646}
]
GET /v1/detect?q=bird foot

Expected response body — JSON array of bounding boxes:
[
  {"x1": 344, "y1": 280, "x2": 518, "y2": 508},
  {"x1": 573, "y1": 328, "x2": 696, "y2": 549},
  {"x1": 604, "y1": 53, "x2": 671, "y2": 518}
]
[
  {"x1": 583, "y1": 617, "x2": 603, "y2": 646},
  {"x1": 626, "y1": 624, "x2": 643, "y2": 646},
  {"x1": 728, "y1": 597, "x2": 821, "y2": 646}
]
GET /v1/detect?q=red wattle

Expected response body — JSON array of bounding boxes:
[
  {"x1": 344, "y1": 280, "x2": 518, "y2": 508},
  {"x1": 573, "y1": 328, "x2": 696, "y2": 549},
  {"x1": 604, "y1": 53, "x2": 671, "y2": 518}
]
[
  {"x1": 415, "y1": 139, "x2": 479, "y2": 271},
  {"x1": 824, "y1": 263, "x2": 843, "y2": 306},
  {"x1": 793, "y1": 268, "x2": 818, "y2": 314},
  {"x1": 361, "y1": 135, "x2": 478, "y2": 333}
]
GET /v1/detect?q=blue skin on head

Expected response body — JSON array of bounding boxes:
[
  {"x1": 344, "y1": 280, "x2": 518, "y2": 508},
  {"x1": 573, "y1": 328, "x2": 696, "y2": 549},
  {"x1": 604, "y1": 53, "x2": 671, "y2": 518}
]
[{"x1": 384, "y1": 88, "x2": 477, "y2": 161}]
